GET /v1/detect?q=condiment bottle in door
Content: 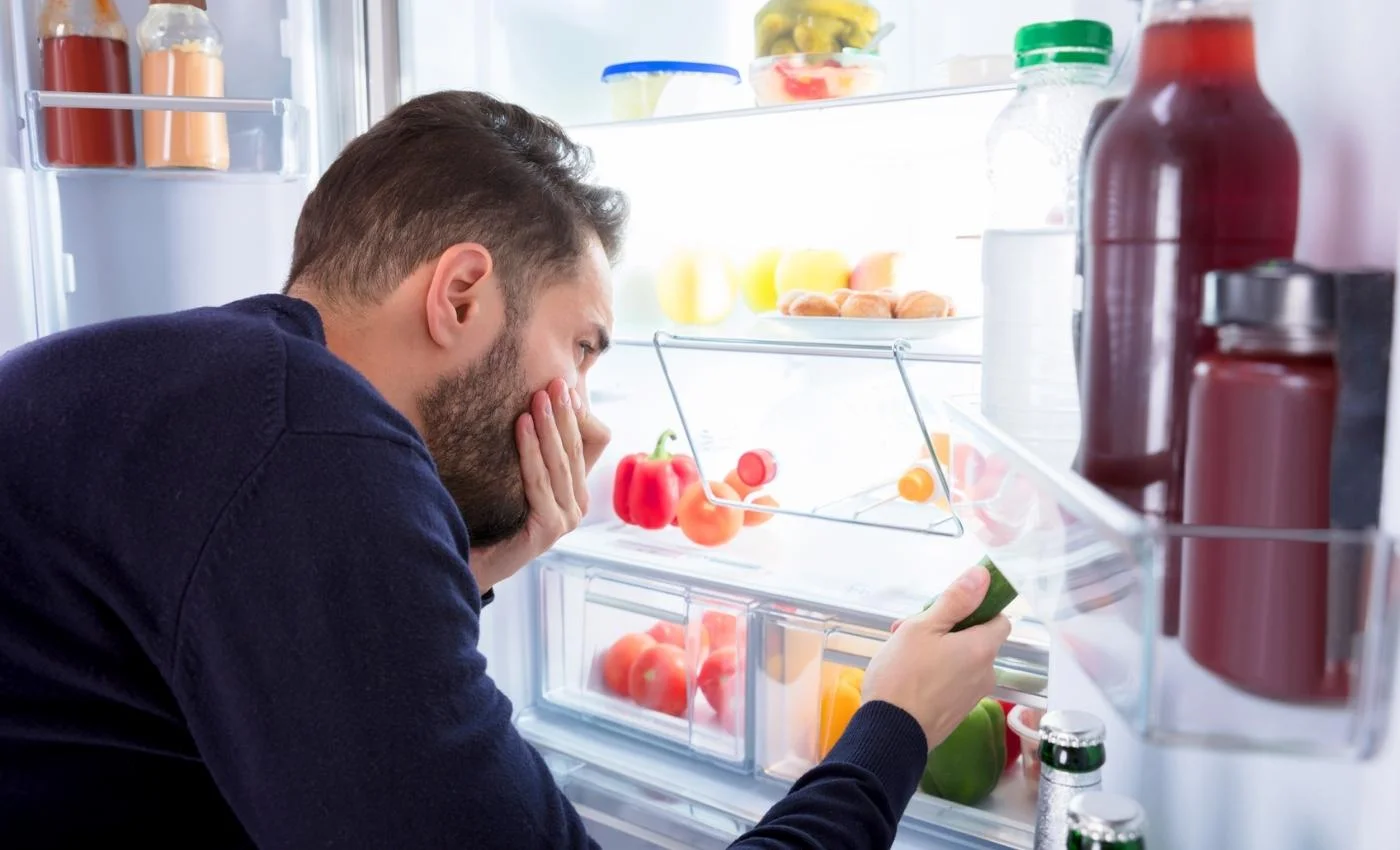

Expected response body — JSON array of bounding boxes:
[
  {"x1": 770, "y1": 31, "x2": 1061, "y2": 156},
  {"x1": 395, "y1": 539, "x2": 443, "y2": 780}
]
[
  {"x1": 1074, "y1": 0, "x2": 1300, "y2": 636},
  {"x1": 137, "y1": 1, "x2": 230, "y2": 170},
  {"x1": 1181, "y1": 263, "x2": 1338, "y2": 703},
  {"x1": 39, "y1": 0, "x2": 137, "y2": 168}
]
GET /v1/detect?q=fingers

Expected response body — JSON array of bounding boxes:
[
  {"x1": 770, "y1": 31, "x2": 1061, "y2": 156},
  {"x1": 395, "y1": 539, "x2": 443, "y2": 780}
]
[
  {"x1": 514, "y1": 413, "x2": 554, "y2": 517},
  {"x1": 531, "y1": 388, "x2": 577, "y2": 519},
  {"x1": 910, "y1": 564, "x2": 991, "y2": 634},
  {"x1": 577, "y1": 400, "x2": 611, "y2": 474},
  {"x1": 548, "y1": 380, "x2": 589, "y2": 514}
]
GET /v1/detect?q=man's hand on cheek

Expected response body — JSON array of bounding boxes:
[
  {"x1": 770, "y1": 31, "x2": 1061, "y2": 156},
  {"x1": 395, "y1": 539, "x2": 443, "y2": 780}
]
[{"x1": 469, "y1": 378, "x2": 607, "y2": 593}]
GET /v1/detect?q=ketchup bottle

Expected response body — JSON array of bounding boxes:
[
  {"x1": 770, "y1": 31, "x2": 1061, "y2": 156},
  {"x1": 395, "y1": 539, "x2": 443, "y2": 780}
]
[
  {"x1": 1075, "y1": 0, "x2": 1300, "y2": 636},
  {"x1": 1181, "y1": 263, "x2": 1337, "y2": 703}
]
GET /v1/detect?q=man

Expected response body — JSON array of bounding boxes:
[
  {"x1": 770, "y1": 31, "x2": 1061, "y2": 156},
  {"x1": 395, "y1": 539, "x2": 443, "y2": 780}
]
[{"x1": 0, "y1": 91, "x2": 1011, "y2": 848}]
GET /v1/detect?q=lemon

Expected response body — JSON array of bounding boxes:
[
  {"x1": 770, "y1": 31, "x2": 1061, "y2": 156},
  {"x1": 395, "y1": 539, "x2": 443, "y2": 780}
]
[
  {"x1": 738, "y1": 248, "x2": 783, "y2": 314},
  {"x1": 656, "y1": 249, "x2": 736, "y2": 326},
  {"x1": 774, "y1": 249, "x2": 851, "y2": 296}
]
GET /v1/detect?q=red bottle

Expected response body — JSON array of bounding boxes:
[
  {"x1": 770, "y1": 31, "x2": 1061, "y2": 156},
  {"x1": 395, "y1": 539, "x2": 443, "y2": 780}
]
[
  {"x1": 1181, "y1": 264, "x2": 1338, "y2": 703},
  {"x1": 1075, "y1": 0, "x2": 1299, "y2": 636},
  {"x1": 39, "y1": 0, "x2": 136, "y2": 168}
]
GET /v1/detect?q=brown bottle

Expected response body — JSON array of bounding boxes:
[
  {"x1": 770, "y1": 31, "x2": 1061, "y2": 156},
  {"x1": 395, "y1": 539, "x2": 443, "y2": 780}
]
[{"x1": 39, "y1": 0, "x2": 137, "y2": 168}]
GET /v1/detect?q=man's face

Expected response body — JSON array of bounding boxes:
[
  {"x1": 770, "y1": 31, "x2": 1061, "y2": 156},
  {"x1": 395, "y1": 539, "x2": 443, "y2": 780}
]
[{"x1": 418, "y1": 240, "x2": 613, "y2": 547}]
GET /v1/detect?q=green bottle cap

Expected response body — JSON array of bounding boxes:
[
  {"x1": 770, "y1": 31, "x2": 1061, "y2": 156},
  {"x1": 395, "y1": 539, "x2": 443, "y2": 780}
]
[{"x1": 1013, "y1": 19, "x2": 1114, "y2": 68}]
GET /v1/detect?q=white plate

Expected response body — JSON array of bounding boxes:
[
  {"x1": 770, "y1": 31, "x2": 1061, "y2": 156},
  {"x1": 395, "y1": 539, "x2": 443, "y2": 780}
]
[{"x1": 755, "y1": 312, "x2": 981, "y2": 341}]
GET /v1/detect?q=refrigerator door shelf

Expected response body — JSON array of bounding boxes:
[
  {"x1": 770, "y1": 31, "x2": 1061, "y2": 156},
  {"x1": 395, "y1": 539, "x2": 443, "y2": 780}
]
[
  {"x1": 538, "y1": 558, "x2": 753, "y2": 770},
  {"x1": 945, "y1": 400, "x2": 1399, "y2": 760},
  {"x1": 652, "y1": 332, "x2": 972, "y2": 538},
  {"x1": 24, "y1": 91, "x2": 308, "y2": 181}
]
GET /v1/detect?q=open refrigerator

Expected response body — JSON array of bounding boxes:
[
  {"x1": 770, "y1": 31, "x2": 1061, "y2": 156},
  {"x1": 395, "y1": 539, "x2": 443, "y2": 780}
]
[{"x1": 4, "y1": 1, "x2": 1400, "y2": 848}]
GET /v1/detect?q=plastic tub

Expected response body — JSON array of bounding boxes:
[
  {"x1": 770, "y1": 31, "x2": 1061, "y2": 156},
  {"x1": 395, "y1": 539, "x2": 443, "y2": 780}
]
[
  {"x1": 1007, "y1": 704, "x2": 1045, "y2": 781},
  {"x1": 602, "y1": 61, "x2": 742, "y2": 120},
  {"x1": 750, "y1": 52, "x2": 886, "y2": 106}
]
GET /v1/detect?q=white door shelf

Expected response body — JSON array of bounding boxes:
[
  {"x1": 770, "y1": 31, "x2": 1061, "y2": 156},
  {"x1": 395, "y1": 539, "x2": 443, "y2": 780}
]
[
  {"x1": 945, "y1": 401, "x2": 1399, "y2": 761},
  {"x1": 24, "y1": 91, "x2": 307, "y2": 181}
]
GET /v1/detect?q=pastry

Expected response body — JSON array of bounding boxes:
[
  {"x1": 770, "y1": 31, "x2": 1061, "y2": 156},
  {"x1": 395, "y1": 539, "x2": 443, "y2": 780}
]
[
  {"x1": 831, "y1": 288, "x2": 854, "y2": 309},
  {"x1": 895, "y1": 290, "x2": 951, "y2": 319},
  {"x1": 840, "y1": 292, "x2": 892, "y2": 319},
  {"x1": 787, "y1": 293, "x2": 841, "y2": 317},
  {"x1": 777, "y1": 289, "x2": 805, "y2": 315},
  {"x1": 874, "y1": 288, "x2": 900, "y2": 310}
]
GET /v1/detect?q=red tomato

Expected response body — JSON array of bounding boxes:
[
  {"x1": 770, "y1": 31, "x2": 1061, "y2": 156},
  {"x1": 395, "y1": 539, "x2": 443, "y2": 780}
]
[
  {"x1": 702, "y1": 611, "x2": 738, "y2": 650},
  {"x1": 630, "y1": 643, "x2": 690, "y2": 717},
  {"x1": 998, "y1": 699, "x2": 1020, "y2": 771},
  {"x1": 697, "y1": 646, "x2": 739, "y2": 721},
  {"x1": 647, "y1": 621, "x2": 709, "y2": 657},
  {"x1": 602, "y1": 632, "x2": 655, "y2": 697}
]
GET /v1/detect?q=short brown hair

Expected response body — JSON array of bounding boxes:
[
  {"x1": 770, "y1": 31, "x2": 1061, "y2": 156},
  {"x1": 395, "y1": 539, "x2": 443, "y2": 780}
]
[{"x1": 286, "y1": 91, "x2": 628, "y2": 314}]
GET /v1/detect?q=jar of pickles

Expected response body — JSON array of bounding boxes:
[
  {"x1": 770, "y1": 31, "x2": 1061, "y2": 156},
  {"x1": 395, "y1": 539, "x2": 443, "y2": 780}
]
[
  {"x1": 751, "y1": 0, "x2": 887, "y2": 105},
  {"x1": 753, "y1": 0, "x2": 882, "y2": 57}
]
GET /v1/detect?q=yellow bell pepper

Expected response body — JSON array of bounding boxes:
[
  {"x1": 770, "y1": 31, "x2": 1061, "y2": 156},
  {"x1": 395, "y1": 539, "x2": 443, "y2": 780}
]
[{"x1": 818, "y1": 663, "x2": 864, "y2": 758}]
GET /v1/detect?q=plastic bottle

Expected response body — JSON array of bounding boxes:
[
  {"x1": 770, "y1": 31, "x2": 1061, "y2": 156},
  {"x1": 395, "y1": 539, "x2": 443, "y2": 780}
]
[
  {"x1": 1075, "y1": 0, "x2": 1300, "y2": 637},
  {"x1": 137, "y1": 1, "x2": 229, "y2": 170},
  {"x1": 980, "y1": 20, "x2": 1112, "y2": 470}
]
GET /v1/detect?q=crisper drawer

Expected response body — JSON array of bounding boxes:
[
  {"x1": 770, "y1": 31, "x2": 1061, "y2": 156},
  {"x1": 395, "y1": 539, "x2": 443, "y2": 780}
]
[
  {"x1": 537, "y1": 558, "x2": 754, "y2": 770},
  {"x1": 756, "y1": 607, "x2": 1036, "y2": 846}
]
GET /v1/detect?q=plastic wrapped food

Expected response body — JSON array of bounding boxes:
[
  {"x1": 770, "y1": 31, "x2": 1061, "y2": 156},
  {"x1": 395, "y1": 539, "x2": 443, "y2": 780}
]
[{"x1": 753, "y1": 0, "x2": 882, "y2": 58}]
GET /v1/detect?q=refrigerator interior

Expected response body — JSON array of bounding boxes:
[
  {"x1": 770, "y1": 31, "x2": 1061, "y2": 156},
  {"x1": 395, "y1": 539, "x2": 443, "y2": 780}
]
[
  {"x1": 403, "y1": 0, "x2": 1400, "y2": 848},
  {"x1": 1, "y1": 0, "x2": 344, "y2": 339}
]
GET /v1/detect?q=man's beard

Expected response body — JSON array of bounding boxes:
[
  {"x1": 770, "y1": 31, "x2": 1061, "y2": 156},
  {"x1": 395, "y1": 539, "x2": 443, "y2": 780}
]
[{"x1": 418, "y1": 327, "x2": 531, "y2": 548}]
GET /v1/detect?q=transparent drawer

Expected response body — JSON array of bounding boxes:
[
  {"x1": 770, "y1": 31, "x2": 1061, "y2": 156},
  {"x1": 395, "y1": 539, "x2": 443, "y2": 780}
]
[
  {"x1": 652, "y1": 333, "x2": 974, "y2": 537},
  {"x1": 756, "y1": 608, "x2": 1035, "y2": 844},
  {"x1": 538, "y1": 559, "x2": 752, "y2": 769},
  {"x1": 945, "y1": 400, "x2": 1399, "y2": 760}
]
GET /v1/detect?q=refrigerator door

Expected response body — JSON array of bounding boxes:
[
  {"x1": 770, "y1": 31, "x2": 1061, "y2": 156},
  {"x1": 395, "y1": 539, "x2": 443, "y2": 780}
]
[
  {"x1": 2, "y1": 0, "x2": 368, "y2": 342},
  {"x1": 0, "y1": 3, "x2": 37, "y2": 353}
]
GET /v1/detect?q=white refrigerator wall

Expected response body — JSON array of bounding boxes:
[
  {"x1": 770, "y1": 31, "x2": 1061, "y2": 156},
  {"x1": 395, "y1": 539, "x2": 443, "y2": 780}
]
[
  {"x1": 0, "y1": 3, "x2": 37, "y2": 352},
  {"x1": 1048, "y1": 1, "x2": 1400, "y2": 848}
]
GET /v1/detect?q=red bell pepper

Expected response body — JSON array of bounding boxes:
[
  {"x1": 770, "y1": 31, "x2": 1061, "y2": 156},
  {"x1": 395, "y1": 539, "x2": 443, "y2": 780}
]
[{"x1": 613, "y1": 429, "x2": 699, "y2": 530}]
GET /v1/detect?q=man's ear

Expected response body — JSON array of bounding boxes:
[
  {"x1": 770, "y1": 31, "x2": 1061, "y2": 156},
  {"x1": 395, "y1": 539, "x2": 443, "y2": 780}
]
[{"x1": 424, "y1": 242, "x2": 493, "y2": 348}]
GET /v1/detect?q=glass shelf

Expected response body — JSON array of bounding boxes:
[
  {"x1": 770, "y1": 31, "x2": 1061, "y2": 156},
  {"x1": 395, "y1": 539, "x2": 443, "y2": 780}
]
[
  {"x1": 24, "y1": 91, "x2": 306, "y2": 181},
  {"x1": 652, "y1": 332, "x2": 970, "y2": 537},
  {"x1": 944, "y1": 401, "x2": 1399, "y2": 760}
]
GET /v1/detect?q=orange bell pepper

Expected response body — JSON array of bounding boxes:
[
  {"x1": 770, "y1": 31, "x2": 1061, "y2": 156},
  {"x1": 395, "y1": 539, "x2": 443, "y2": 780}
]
[{"x1": 818, "y1": 664, "x2": 864, "y2": 758}]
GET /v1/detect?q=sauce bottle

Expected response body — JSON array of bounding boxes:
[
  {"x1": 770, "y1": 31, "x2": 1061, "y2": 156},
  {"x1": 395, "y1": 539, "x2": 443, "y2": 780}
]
[
  {"x1": 1181, "y1": 263, "x2": 1338, "y2": 703},
  {"x1": 39, "y1": 0, "x2": 137, "y2": 168},
  {"x1": 137, "y1": 1, "x2": 230, "y2": 170},
  {"x1": 1074, "y1": 0, "x2": 1300, "y2": 636}
]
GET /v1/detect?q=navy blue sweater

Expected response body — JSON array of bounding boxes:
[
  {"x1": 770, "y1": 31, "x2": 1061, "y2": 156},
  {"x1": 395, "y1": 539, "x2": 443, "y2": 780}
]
[{"x1": 0, "y1": 295, "x2": 929, "y2": 848}]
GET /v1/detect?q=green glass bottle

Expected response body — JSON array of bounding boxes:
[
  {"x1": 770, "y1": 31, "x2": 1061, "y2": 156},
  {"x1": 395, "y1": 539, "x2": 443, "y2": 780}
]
[{"x1": 1066, "y1": 791, "x2": 1146, "y2": 849}]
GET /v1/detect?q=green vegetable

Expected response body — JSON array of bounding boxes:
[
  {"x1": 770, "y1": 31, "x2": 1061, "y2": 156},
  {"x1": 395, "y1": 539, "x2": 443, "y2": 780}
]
[
  {"x1": 922, "y1": 555, "x2": 1019, "y2": 632},
  {"x1": 920, "y1": 697, "x2": 1006, "y2": 806}
]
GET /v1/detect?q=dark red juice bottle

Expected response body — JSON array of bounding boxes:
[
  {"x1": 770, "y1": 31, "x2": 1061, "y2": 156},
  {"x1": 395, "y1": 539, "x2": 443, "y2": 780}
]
[
  {"x1": 38, "y1": 0, "x2": 136, "y2": 168},
  {"x1": 1075, "y1": 0, "x2": 1299, "y2": 636},
  {"x1": 1181, "y1": 264, "x2": 1337, "y2": 703}
]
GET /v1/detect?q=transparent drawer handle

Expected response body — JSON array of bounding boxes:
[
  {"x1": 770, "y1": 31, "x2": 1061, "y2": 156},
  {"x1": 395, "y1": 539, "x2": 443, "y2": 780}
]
[
  {"x1": 583, "y1": 588, "x2": 685, "y2": 625},
  {"x1": 822, "y1": 649, "x2": 872, "y2": 671}
]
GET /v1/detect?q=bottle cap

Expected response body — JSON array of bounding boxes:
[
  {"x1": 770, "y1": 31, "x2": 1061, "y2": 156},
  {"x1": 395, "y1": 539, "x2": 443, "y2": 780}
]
[
  {"x1": 1038, "y1": 709, "x2": 1106, "y2": 747},
  {"x1": 1014, "y1": 20, "x2": 1113, "y2": 68},
  {"x1": 1068, "y1": 792, "x2": 1147, "y2": 842},
  {"x1": 1202, "y1": 261, "x2": 1336, "y2": 332}
]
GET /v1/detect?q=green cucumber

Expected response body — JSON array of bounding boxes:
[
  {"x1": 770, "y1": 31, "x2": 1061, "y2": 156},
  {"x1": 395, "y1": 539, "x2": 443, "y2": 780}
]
[{"x1": 922, "y1": 555, "x2": 1019, "y2": 632}]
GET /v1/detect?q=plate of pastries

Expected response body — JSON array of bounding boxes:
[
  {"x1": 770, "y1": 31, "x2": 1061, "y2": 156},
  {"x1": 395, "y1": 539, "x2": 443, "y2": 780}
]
[{"x1": 759, "y1": 287, "x2": 977, "y2": 340}]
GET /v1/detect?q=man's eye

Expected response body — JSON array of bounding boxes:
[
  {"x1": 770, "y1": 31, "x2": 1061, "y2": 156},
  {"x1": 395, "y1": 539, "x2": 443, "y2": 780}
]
[{"x1": 578, "y1": 342, "x2": 596, "y2": 358}]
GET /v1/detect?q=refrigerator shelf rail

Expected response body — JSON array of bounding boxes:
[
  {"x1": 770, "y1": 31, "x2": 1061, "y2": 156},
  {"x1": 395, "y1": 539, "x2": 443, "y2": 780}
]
[
  {"x1": 652, "y1": 331, "x2": 968, "y2": 538},
  {"x1": 24, "y1": 91, "x2": 308, "y2": 181},
  {"x1": 945, "y1": 400, "x2": 1400, "y2": 760}
]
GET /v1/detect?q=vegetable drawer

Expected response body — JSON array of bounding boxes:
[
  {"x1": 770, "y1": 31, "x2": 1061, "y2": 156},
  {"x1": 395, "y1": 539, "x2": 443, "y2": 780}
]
[{"x1": 537, "y1": 558, "x2": 753, "y2": 770}]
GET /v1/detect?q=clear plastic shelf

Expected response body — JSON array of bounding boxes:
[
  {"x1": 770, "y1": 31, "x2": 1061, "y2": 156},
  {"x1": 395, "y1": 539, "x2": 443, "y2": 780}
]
[
  {"x1": 944, "y1": 400, "x2": 1399, "y2": 760},
  {"x1": 24, "y1": 91, "x2": 307, "y2": 181},
  {"x1": 653, "y1": 332, "x2": 974, "y2": 537}
]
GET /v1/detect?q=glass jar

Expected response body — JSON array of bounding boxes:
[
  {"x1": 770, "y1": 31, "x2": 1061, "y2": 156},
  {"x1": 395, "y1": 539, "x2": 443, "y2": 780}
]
[
  {"x1": 753, "y1": 0, "x2": 882, "y2": 58},
  {"x1": 38, "y1": 0, "x2": 137, "y2": 168},
  {"x1": 137, "y1": 1, "x2": 229, "y2": 170}
]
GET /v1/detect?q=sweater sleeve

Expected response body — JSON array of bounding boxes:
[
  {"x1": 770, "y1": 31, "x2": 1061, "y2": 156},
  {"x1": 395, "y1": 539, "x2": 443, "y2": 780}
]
[
  {"x1": 170, "y1": 431, "x2": 598, "y2": 850},
  {"x1": 729, "y1": 701, "x2": 928, "y2": 850}
]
